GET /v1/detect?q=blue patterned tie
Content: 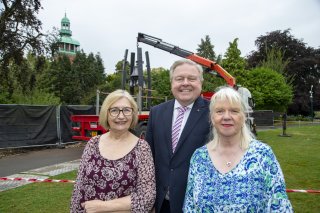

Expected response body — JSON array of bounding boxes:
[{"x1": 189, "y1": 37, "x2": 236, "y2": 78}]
[{"x1": 172, "y1": 106, "x2": 188, "y2": 152}]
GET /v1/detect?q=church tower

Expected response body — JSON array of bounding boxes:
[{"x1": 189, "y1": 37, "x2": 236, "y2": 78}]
[{"x1": 58, "y1": 13, "x2": 80, "y2": 60}]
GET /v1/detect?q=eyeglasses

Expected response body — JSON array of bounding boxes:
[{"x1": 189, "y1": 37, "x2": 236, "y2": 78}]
[{"x1": 108, "y1": 107, "x2": 134, "y2": 117}]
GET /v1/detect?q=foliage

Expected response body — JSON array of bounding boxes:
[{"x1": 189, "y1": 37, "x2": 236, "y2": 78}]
[
  {"x1": 115, "y1": 59, "x2": 130, "y2": 73},
  {"x1": 222, "y1": 38, "x2": 246, "y2": 73},
  {"x1": 287, "y1": 56, "x2": 320, "y2": 115},
  {"x1": 0, "y1": 90, "x2": 10, "y2": 103},
  {"x1": 0, "y1": 53, "x2": 50, "y2": 101},
  {"x1": 246, "y1": 29, "x2": 320, "y2": 115},
  {"x1": 196, "y1": 35, "x2": 217, "y2": 61},
  {"x1": 244, "y1": 67, "x2": 293, "y2": 112},
  {"x1": 221, "y1": 38, "x2": 247, "y2": 85},
  {"x1": 0, "y1": 1, "x2": 62, "y2": 104},
  {"x1": 149, "y1": 68, "x2": 172, "y2": 105},
  {"x1": 196, "y1": 35, "x2": 224, "y2": 92},
  {"x1": 44, "y1": 27, "x2": 60, "y2": 59},
  {"x1": 285, "y1": 115, "x2": 313, "y2": 121},
  {"x1": 260, "y1": 47, "x2": 293, "y2": 85},
  {"x1": 0, "y1": 0, "x2": 45, "y2": 95},
  {"x1": 39, "y1": 52, "x2": 106, "y2": 104},
  {"x1": 247, "y1": 29, "x2": 307, "y2": 68},
  {"x1": 11, "y1": 89, "x2": 60, "y2": 105},
  {"x1": 39, "y1": 55, "x2": 74, "y2": 104},
  {"x1": 0, "y1": 0, "x2": 44, "y2": 65},
  {"x1": 6, "y1": 58, "x2": 33, "y2": 97},
  {"x1": 202, "y1": 72, "x2": 226, "y2": 93},
  {"x1": 260, "y1": 47, "x2": 289, "y2": 75},
  {"x1": 114, "y1": 59, "x2": 131, "y2": 91},
  {"x1": 102, "y1": 72, "x2": 123, "y2": 93},
  {"x1": 71, "y1": 52, "x2": 106, "y2": 104}
]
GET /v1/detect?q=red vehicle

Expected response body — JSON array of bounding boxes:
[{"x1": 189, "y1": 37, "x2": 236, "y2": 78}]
[
  {"x1": 71, "y1": 33, "x2": 255, "y2": 141},
  {"x1": 71, "y1": 113, "x2": 149, "y2": 141}
]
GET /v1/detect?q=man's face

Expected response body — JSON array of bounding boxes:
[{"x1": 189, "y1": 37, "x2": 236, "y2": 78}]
[{"x1": 171, "y1": 63, "x2": 202, "y2": 106}]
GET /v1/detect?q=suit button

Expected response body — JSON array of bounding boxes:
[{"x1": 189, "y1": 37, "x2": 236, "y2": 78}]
[{"x1": 170, "y1": 169, "x2": 174, "y2": 172}]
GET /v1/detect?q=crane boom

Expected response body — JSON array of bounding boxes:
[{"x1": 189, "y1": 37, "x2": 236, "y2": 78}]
[{"x1": 137, "y1": 32, "x2": 236, "y2": 87}]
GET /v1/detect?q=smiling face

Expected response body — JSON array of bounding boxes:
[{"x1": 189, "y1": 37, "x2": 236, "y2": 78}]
[
  {"x1": 211, "y1": 99, "x2": 244, "y2": 139},
  {"x1": 171, "y1": 63, "x2": 202, "y2": 106},
  {"x1": 107, "y1": 97, "x2": 133, "y2": 132}
]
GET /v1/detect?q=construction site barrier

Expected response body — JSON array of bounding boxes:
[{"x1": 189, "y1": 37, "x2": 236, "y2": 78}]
[
  {"x1": 0, "y1": 177, "x2": 75, "y2": 183},
  {"x1": 1, "y1": 177, "x2": 319, "y2": 194}
]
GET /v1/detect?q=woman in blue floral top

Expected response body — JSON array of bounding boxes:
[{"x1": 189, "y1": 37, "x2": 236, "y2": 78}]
[{"x1": 183, "y1": 87, "x2": 293, "y2": 212}]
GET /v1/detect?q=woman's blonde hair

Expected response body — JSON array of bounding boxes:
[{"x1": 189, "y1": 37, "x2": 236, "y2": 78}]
[
  {"x1": 209, "y1": 86, "x2": 255, "y2": 150},
  {"x1": 99, "y1": 90, "x2": 138, "y2": 130}
]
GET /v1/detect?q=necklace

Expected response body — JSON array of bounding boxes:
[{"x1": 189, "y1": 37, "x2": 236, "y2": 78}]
[{"x1": 226, "y1": 161, "x2": 232, "y2": 167}]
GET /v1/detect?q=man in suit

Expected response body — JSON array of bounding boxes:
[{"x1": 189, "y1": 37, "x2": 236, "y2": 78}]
[{"x1": 146, "y1": 59, "x2": 211, "y2": 213}]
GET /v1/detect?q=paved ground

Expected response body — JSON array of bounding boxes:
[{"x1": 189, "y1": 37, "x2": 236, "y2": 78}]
[
  {"x1": 0, "y1": 144, "x2": 84, "y2": 192},
  {"x1": 0, "y1": 145, "x2": 84, "y2": 177}
]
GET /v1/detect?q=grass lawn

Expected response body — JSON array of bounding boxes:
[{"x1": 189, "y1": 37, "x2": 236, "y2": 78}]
[
  {"x1": 0, "y1": 171, "x2": 77, "y2": 213},
  {"x1": 257, "y1": 125, "x2": 320, "y2": 212},
  {"x1": 0, "y1": 125, "x2": 319, "y2": 212}
]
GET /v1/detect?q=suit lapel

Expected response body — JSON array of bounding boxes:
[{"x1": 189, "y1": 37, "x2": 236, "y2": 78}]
[{"x1": 162, "y1": 100, "x2": 175, "y2": 154}]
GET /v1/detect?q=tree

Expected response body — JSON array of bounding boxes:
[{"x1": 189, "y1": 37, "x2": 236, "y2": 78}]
[
  {"x1": 72, "y1": 52, "x2": 106, "y2": 104},
  {"x1": 244, "y1": 67, "x2": 293, "y2": 112},
  {"x1": 260, "y1": 47, "x2": 293, "y2": 86},
  {"x1": 196, "y1": 35, "x2": 223, "y2": 92},
  {"x1": 39, "y1": 52, "x2": 107, "y2": 104},
  {"x1": 0, "y1": 0, "x2": 44, "y2": 67},
  {"x1": 44, "y1": 27, "x2": 60, "y2": 59},
  {"x1": 221, "y1": 38, "x2": 247, "y2": 85},
  {"x1": 0, "y1": 57, "x2": 32, "y2": 101},
  {"x1": 247, "y1": 29, "x2": 320, "y2": 115},
  {"x1": 0, "y1": 0, "x2": 46, "y2": 99},
  {"x1": 197, "y1": 35, "x2": 216, "y2": 61},
  {"x1": 260, "y1": 48, "x2": 289, "y2": 75},
  {"x1": 42, "y1": 55, "x2": 77, "y2": 104},
  {"x1": 72, "y1": 52, "x2": 105, "y2": 90},
  {"x1": 103, "y1": 72, "x2": 122, "y2": 92},
  {"x1": 11, "y1": 88, "x2": 60, "y2": 105},
  {"x1": 149, "y1": 68, "x2": 172, "y2": 105}
]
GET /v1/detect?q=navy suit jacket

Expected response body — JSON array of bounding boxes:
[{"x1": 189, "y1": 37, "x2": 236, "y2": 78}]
[{"x1": 146, "y1": 96, "x2": 210, "y2": 213}]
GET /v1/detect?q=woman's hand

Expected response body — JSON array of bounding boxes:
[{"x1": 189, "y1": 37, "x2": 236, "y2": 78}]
[{"x1": 81, "y1": 200, "x2": 107, "y2": 213}]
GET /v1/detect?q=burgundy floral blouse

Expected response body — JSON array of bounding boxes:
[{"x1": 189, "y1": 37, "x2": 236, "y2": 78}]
[{"x1": 70, "y1": 135, "x2": 156, "y2": 212}]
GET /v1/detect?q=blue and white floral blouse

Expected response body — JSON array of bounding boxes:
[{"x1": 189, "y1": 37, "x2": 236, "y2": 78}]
[{"x1": 183, "y1": 139, "x2": 293, "y2": 212}]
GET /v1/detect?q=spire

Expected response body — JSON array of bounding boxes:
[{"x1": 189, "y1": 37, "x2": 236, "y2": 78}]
[
  {"x1": 58, "y1": 13, "x2": 80, "y2": 60},
  {"x1": 60, "y1": 12, "x2": 71, "y2": 37}
]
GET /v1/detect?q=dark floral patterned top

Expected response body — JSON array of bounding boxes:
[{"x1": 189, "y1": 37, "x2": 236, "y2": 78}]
[
  {"x1": 70, "y1": 135, "x2": 156, "y2": 212},
  {"x1": 183, "y1": 139, "x2": 293, "y2": 212}
]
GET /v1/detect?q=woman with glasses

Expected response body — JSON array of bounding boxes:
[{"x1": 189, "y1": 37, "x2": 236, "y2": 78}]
[{"x1": 70, "y1": 90, "x2": 156, "y2": 213}]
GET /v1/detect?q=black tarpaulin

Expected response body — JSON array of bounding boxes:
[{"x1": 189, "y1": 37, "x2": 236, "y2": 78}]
[
  {"x1": 0, "y1": 104, "x2": 96, "y2": 148},
  {"x1": 0, "y1": 105, "x2": 57, "y2": 148}
]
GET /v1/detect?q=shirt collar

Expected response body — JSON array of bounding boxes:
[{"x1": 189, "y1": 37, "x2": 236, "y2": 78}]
[{"x1": 174, "y1": 100, "x2": 194, "y2": 110}]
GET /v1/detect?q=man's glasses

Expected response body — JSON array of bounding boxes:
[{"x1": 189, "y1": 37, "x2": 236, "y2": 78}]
[{"x1": 108, "y1": 107, "x2": 133, "y2": 117}]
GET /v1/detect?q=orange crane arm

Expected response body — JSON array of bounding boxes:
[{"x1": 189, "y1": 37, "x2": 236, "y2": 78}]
[{"x1": 137, "y1": 33, "x2": 236, "y2": 87}]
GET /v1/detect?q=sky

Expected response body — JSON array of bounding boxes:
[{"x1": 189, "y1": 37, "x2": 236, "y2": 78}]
[{"x1": 38, "y1": 0, "x2": 320, "y2": 74}]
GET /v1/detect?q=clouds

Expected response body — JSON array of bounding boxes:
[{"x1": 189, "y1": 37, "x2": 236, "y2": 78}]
[{"x1": 39, "y1": 0, "x2": 320, "y2": 74}]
